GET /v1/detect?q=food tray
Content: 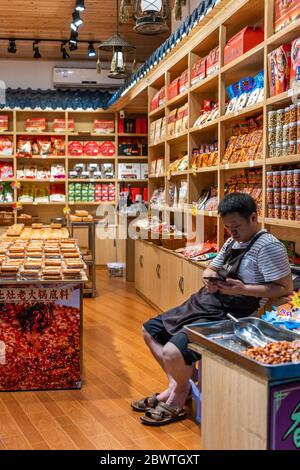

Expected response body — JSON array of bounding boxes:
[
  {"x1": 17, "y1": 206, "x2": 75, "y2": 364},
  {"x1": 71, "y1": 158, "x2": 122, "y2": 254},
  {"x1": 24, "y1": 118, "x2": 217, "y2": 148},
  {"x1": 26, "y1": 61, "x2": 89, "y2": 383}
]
[{"x1": 185, "y1": 317, "x2": 300, "y2": 381}]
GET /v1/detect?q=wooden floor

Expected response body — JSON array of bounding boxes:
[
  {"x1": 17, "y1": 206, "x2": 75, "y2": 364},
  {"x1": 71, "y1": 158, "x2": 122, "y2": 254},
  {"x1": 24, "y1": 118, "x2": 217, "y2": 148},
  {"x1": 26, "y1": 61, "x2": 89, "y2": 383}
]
[{"x1": 0, "y1": 270, "x2": 201, "y2": 450}]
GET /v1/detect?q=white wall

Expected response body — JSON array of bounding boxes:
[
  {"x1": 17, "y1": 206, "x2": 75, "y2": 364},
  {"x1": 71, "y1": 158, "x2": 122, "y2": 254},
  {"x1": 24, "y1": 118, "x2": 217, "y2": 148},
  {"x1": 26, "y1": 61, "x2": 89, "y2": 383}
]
[
  {"x1": 172, "y1": 0, "x2": 201, "y2": 33},
  {"x1": 0, "y1": 59, "x2": 107, "y2": 90}
]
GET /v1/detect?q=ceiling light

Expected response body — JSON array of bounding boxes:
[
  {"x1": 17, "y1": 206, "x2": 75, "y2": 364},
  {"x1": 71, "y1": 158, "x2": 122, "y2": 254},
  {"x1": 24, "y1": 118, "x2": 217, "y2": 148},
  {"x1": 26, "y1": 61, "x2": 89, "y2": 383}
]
[
  {"x1": 88, "y1": 42, "x2": 96, "y2": 57},
  {"x1": 69, "y1": 30, "x2": 78, "y2": 45},
  {"x1": 75, "y1": 0, "x2": 85, "y2": 11},
  {"x1": 33, "y1": 41, "x2": 41, "y2": 59},
  {"x1": 61, "y1": 42, "x2": 70, "y2": 60},
  {"x1": 71, "y1": 10, "x2": 83, "y2": 30},
  {"x1": 8, "y1": 39, "x2": 16, "y2": 53}
]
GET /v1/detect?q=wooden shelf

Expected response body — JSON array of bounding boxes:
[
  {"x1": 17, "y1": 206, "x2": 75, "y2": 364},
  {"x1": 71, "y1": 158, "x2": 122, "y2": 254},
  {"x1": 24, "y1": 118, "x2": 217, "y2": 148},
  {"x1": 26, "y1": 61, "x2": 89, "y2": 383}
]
[
  {"x1": 266, "y1": 91, "x2": 292, "y2": 107},
  {"x1": 17, "y1": 179, "x2": 66, "y2": 183},
  {"x1": 191, "y1": 209, "x2": 219, "y2": 218},
  {"x1": 149, "y1": 104, "x2": 165, "y2": 118},
  {"x1": 190, "y1": 166, "x2": 219, "y2": 174},
  {"x1": 16, "y1": 155, "x2": 66, "y2": 160},
  {"x1": 15, "y1": 132, "x2": 67, "y2": 136},
  {"x1": 69, "y1": 201, "x2": 116, "y2": 205},
  {"x1": 0, "y1": 202, "x2": 15, "y2": 206},
  {"x1": 118, "y1": 179, "x2": 148, "y2": 183},
  {"x1": 67, "y1": 156, "x2": 116, "y2": 160},
  {"x1": 0, "y1": 131, "x2": 14, "y2": 135},
  {"x1": 19, "y1": 202, "x2": 66, "y2": 205},
  {"x1": 149, "y1": 173, "x2": 166, "y2": 178},
  {"x1": 219, "y1": 159, "x2": 264, "y2": 170},
  {"x1": 149, "y1": 139, "x2": 165, "y2": 148},
  {"x1": 166, "y1": 90, "x2": 189, "y2": 109},
  {"x1": 189, "y1": 72, "x2": 219, "y2": 94},
  {"x1": 267, "y1": 19, "x2": 300, "y2": 47},
  {"x1": 118, "y1": 133, "x2": 148, "y2": 137},
  {"x1": 68, "y1": 133, "x2": 115, "y2": 137},
  {"x1": 0, "y1": 179, "x2": 14, "y2": 183},
  {"x1": 166, "y1": 130, "x2": 189, "y2": 144},
  {"x1": 264, "y1": 218, "x2": 300, "y2": 229},
  {"x1": 220, "y1": 102, "x2": 263, "y2": 124},
  {"x1": 266, "y1": 155, "x2": 300, "y2": 166},
  {"x1": 68, "y1": 179, "x2": 115, "y2": 183},
  {"x1": 118, "y1": 156, "x2": 148, "y2": 160},
  {"x1": 168, "y1": 170, "x2": 189, "y2": 177},
  {"x1": 0, "y1": 155, "x2": 14, "y2": 159}
]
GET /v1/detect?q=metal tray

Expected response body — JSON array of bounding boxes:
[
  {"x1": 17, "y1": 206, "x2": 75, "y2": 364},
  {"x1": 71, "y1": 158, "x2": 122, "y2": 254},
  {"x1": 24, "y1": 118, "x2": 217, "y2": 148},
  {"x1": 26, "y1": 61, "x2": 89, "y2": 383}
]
[{"x1": 185, "y1": 317, "x2": 300, "y2": 381}]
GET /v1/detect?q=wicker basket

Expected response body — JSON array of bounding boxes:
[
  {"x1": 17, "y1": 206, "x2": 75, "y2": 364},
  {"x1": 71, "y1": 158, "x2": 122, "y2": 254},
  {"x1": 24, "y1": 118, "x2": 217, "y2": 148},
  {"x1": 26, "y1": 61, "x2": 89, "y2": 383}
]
[{"x1": 161, "y1": 235, "x2": 187, "y2": 251}]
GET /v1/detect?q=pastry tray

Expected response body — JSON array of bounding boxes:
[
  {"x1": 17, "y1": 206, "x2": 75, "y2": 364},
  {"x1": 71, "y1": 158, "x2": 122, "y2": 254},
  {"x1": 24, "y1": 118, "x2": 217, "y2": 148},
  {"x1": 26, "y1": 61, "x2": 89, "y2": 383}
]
[{"x1": 185, "y1": 317, "x2": 300, "y2": 381}]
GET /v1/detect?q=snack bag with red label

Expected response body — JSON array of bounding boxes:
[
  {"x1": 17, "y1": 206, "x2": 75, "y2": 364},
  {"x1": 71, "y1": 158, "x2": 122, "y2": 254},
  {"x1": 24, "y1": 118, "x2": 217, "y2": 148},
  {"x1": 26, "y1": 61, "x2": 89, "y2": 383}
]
[
  {"x1": 0, "y1": 137, "x2": 13, "y2": 156},
  {"x1": 98, "y1": 141, "x2": 115, "y2": 157},
  {"x1": 68, "y1": 141, "x2": 83, "y2": 156},
  {"x1": 37, "y1": 138, "x2": 52, "y2": 156},
  {"x1": 0, "y1": 115, "x2": 9, "y2": 132},
  {"x1": 290, "y1": 37, "x2": 300, "y2": 88},
  {"x1": 17, "y1": 137, "x2": 32, "y2": 157},
  {"x1": 93, "y1": 120, "x2": 115, "y2": 134},
  {"x1": 268, "y1": 45, "x2": 291, "y2": 96},
  {"x1": 51, "y1": 137, "x2": 65, "y2": 156},
  {"x1": 84, "y1": 141, "x2": 99, "y2": 157}
]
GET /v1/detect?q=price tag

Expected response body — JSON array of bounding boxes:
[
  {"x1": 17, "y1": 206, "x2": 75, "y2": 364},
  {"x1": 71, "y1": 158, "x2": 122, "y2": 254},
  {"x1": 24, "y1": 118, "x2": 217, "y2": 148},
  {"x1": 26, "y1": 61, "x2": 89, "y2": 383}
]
[
  {"x1": 225, "y1": 163, "x2": 230, "y2": 170},
  {"x1": 288, "y1": 88, "x2": 294, "y2": 97},
  {"x1": 208, "y1": 211, "x2": 213, "y2": 217},
  {"x1": 50, "y1": 178, "x2": 55, "y2": 182},
  {"x1": 249, "y1": 160, "x2": 254, "y2": 167},
  {"x1": 192, "y1": 204, "x2": 197, "y2": 217}
]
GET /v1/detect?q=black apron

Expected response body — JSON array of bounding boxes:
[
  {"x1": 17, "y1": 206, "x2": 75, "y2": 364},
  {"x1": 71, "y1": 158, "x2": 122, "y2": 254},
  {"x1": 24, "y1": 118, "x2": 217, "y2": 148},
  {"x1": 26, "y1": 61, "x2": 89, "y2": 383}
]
[{"x1": 162, "y1": 231, "x2": 266, "y2": 335}]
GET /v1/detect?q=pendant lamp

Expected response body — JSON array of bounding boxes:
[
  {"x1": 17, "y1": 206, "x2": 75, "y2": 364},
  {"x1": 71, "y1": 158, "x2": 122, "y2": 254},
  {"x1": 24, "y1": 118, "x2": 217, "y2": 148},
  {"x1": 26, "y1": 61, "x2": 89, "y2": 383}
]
[
  {"x1": 120, "y1": 0, "x2": 170, "y2": 35},
  {"x1": 97, "y1": 0, "x2": 136, "y2": 78}
]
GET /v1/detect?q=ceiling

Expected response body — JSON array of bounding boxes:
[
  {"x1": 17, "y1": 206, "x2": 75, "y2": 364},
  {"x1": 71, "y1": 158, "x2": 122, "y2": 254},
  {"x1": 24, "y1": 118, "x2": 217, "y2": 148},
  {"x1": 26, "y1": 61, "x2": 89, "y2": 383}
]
[{"x1": 0, "y1": 0, "x2": 173, "y2": 62}]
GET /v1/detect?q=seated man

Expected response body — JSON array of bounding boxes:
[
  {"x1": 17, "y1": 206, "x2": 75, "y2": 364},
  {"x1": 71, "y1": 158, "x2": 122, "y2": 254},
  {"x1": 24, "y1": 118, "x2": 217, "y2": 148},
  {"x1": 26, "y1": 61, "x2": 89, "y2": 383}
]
[{"x1": 131, "y1": 193, "x2": 293, "y2": 426}]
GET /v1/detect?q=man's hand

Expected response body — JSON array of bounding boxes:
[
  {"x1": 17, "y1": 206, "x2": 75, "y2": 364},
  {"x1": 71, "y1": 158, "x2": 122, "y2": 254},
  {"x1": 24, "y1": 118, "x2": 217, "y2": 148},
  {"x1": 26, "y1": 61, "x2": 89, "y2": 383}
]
[
  {"x1": 203, "y1": 269, "x2": 220, "y2": 294},
  {"x1": 217, "y1": 278, "x2": 247, "y2": 296}
]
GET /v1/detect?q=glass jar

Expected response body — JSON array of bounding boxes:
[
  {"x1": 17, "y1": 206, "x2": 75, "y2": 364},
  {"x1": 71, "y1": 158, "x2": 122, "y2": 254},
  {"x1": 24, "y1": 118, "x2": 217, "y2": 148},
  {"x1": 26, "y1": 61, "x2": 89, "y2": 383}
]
[
  {"x1": 288, "y1": 205, "x2": 295, "y2": 221},
  {"x1": 281, "y1": 205, "x2": 288, "y2": 220},
  {"x1": 273, "y1": 171, "x2": 281, "y2": 188},
  {"x1": 289, "y1": 121, "x2": 297, "y2": 141},
  {"x1": 274, "y1": 205, "x2": 281, "y2": 219},
  {"x1": 296, "y1": 205, "x2": 300, "y2": 222},
  {"x1": 281, "y1": 187, "x2": 287, "y2": 205},
  {"x1": 289, "y1": 140, "x2": 297, "y2": 155},
  {"x1": 287, "y1": 188, "x2": 295, "y2": 205},
  {"x1": 290, "y1": 104, "x2": 297, "y2": 123},
  {"x1": 268, "y1": 205, "x2": 275, "y2": 218},
  {"x1": 275, "y1": 143, "x2": 282, "y2": 157},
  {"x1": 276, "y1": 108, "x2": 285, "y2": 126},
  {"x1": 287, "y1": 170, "x2": 295, "y2": 188},
  {"x1": 274, "y1": 188, "x2": 281, "y2": 205},
  {"x1": 284, "y1": 106, "x2": 290, "y2": 125},
  {"x1": 282, "y1": 141, "x2": 289, "y2": 156},
  {"x1": 295, "y1": 188, "x2": 300, "y2": 206},
  {"x1": 280, "y1": 170, "x2": 287, "y2": 188},
  {"x1": 268, "y1": 127, "x2": 276, "y2": 145},
  {"x1": 294, "y1": 169, "x2": 300, "y2": 188},
  {"x1": 267, "y1": 188, "x2": 274, "y2": 205},
  {"x1": 268, "y1": 110, "x2": 277, "y2": 128},
  {"x1": 276, "y1": 125, "x2": 283, "y2": 144},
  {"x1": 283, "y1": 124, "x2": 290, "y2": 141},
  {"x1": 267, "y1": 171, "x2": 273, "y2": 188}
]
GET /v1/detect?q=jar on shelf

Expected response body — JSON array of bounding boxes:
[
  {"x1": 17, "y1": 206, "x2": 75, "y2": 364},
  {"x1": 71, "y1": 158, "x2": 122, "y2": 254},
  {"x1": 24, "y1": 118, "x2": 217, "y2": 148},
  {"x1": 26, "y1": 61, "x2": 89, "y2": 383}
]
[
  {"x1": 281, "y1": 205, "x2": 288, "y2": 220},
  {"x1": 268, "y1": 127, "x2": 276, "y2": 145},
  {"x1": 290, "y1": 104, "x2": 297, "y2": 123},
  {"x1": 267, "y1": 171, "x2": 273, "y2": 188},
  {"x1": 268, "y1": 110, "x2": 277, "y2": 128},
  {"x1": 283, "y1": 124, "x2": 289, "y2": 141},
  {"x1": 273, "y1": 171, "x2": 281, "y2": 188},
  {"x1": 297, "y1": 103, "x2": 300, "y2": 121},
  {"x1": 274, "y1": 188, "x2": 281, "y2": 205},
  {"x1": 289, "y1": 121, "x2": 297, "y2": 141},
  {"x1": 269, "y1": 145, "x2": 276, "y2": 158},
  {"x1": 289, "y1": 140, "x2": 297, "y2": 155},
  {"x1": 276, "y1": 125, "x2": 283, "y2": 144},
  {"x1": 280, "y1": 170, "x2": 287, "y2": 188},
  {"x1": 282, "y1": 141, "x2": 289, "y2": 156},
  {"x1": 287, "y1": 188, "x2": 295, "y2": 205},
  {"x1": 297, "y1": 139, "x2": 300, "y2": 155},
  {"x1": 274, "y1": 204, "x2": 281, "y2": 219},
  {"x1": 276, "y1": 108, "x2": 285, "y2": 126},
  {"x1": 288, "y1": 205, "x2": 295, "y2": 221},
  {"x1": 287, "y1": 170, "x2": 295, "y2": 188},
  {"x1": 296, "y1": 188, "x2": 300, "y2": 206},
  {"x1": 294, "y1": 169, "x2": 300, "y2": 188},
  {"x1": 268, "y1": 205, "x2": 275, "y2": 218},
  {"x1": 284, "y1": 106, "x2": 290, "y2": 125},
  {"x1": 275, "y1": 144, "x2": 282, "y2": 157},
  {"x1": 267, "y1": 188, "x2": 274, "y2": 204},
  {"x1": 281, "y1": 187, "x2": 287, "y2": 205},
  {"x1": 297, "y1": 122, "x2": 300, "y2": 140},
  {"x1": 296, "y1": 206, "x2": 300, "y2": 222}
]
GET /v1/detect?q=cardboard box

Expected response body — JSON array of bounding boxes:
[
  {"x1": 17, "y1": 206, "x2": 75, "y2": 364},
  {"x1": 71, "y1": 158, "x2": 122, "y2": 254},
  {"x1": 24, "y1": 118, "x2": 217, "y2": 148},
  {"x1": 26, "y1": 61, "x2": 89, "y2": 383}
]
[
  {"x1": 168, "y1": 78, "x2": 180, "y2": 100},
  {"x1": 118, "y1": 163, "x2": 141, "y2": 180},
  {"x1": 191, "y1": 58, "x2": 206, "y2": 85},
  {"x1": 93, "y1": 120, "x2": 114, "y2": 134},
  {"x1": 151, "y1": 90, "x2": 160, "y2": 111},
  {"x1": 0, "y1": 115, "x2": 9, "y2": 132},
  {"x1": 224, "y1": 27, "x2": 264, "y2": 66},
  {"x1": 158, "y1": 87, "x2": 166, "y2": 107},
  {"x1": 207, "y1": 46, "x2": 219, "y2": 76},
  {"x1": 179, "y1": 69, "x2": 189, "y2": 94},
  {"x1": 274, "y1": 0, "x2": 300, "y2": 33}
]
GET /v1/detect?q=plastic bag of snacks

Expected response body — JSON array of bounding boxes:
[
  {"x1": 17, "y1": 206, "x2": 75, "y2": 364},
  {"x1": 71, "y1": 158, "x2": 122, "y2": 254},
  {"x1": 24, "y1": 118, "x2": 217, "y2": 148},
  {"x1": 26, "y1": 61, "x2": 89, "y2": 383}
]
[
  {"x1": 0, "y1": 182, "x2": 13, "y2": 203},
  {"x1": 0, "y1": 115, "x2": 9, "y2": 132},
  {"x1": 25, "y1": 118, "x2": 48, "y2": 132},
  {"x1": 51, "y1": 137, "x2": 65, "y2": 156},
  {"x1": 17, "y1": 137, "x2": 32, "y2": 157},
  {"x1": 37, "y1": 138, "x2": 51, "y2": 156},
  {"x1": 0, "y1": 137, "x2": 13, "y2": 156}
]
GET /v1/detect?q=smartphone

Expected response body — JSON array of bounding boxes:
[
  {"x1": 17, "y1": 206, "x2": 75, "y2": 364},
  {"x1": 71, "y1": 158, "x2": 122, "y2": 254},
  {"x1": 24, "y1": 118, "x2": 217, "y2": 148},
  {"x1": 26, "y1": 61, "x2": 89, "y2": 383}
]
[{"x1": 204, "y1": 276, "x2": 226, "y2": 284}]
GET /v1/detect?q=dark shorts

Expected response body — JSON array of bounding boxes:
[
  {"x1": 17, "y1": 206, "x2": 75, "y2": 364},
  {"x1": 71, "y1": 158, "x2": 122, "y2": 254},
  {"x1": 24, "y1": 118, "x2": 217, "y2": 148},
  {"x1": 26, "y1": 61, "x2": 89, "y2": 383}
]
[{"x1": 143, "y1": 314, "x2": 201, "y2": 366}]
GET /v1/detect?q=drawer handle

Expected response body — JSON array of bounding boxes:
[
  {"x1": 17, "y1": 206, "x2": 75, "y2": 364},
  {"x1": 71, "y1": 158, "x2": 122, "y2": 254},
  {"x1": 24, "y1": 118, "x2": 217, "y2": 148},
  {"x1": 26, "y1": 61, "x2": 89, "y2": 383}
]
[
  {"x1": 156, "y1": 264, "x2": 161, "y2": 279},
  {"x1": 179, "y1": 276, "x2": 184, "y2": 294},
  {"x1": 139, "y1": 255, "x2": 144, "y2": 267}
]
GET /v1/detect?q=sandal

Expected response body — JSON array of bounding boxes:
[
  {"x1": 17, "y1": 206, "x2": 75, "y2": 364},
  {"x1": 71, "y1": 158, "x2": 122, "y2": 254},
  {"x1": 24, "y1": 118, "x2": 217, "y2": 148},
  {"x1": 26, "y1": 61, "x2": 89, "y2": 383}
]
[
  {"x1": 131, "y1": 393, "x2": 160, "y2": 412},
  {"x1": 140, "y1": 402, "x2": 187, "y2": 426}
]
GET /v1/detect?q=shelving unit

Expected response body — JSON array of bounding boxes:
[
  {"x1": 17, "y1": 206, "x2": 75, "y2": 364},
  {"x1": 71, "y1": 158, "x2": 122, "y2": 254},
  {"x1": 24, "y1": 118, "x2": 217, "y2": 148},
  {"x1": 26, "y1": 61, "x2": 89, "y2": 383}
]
[
  {"x1": 0, "y1": 110, "x2": 148, "y2": 224},
  {"x1": 146, "y1": 0, "x2": 300, "y2": 252}
]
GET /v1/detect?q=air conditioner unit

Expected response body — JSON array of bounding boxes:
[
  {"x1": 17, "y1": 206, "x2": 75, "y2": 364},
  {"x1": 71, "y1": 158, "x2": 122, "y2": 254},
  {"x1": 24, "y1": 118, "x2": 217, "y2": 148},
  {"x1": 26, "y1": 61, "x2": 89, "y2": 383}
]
[{"x1": 53, "y1": 67, "x2": 124, "y2": 88}]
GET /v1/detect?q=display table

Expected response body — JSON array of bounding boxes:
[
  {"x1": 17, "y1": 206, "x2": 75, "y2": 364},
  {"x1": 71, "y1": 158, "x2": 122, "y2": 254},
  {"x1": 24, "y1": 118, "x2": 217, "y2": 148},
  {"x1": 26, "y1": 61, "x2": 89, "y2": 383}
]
[{"x1": 187, "y1": 320, "x2": 300, "y2": 451}]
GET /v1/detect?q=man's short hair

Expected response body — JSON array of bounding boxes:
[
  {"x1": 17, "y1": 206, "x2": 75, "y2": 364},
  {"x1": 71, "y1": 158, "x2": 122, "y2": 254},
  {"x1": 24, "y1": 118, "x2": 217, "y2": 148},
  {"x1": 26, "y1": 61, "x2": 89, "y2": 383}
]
[{"x1": 218, "y1": 193, "x2": 257, "y2": 219}]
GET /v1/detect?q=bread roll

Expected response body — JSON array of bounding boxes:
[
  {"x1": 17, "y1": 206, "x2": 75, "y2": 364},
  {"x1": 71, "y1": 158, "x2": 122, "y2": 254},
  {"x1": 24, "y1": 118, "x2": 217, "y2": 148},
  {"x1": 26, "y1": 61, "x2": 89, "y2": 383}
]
[{"x1": 75, "y1": 210, "x2": 89, "y2": 217}]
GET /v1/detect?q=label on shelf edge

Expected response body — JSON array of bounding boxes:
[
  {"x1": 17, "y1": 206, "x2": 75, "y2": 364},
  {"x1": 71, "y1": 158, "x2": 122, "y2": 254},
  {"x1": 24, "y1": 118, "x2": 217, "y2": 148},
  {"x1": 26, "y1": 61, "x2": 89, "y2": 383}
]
[
  {"x1": 192, "y1": 205, "x2": 197, "y2": 217},
  {"x1": 225, "y1": 163, "x2": 230, "y2": 169},
  {"x1": 249, "y1": 160, "x2": 254, "y2": 167},
  {"x1": 288, "y1": 88, "x2": 294, "y2": 97},
  {"x1": 208, "y1": 211, "x2": 213, "y2": 217}
]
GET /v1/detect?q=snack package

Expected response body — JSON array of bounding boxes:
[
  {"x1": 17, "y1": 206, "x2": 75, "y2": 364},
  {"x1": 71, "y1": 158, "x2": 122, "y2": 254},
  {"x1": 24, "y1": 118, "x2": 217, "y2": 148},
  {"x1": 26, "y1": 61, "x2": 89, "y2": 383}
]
[
  {"x1": 154, "y1": 118, "x2": 162, "y2": 142},
  {"x1": 0, "y1": 162, "x2": 13, "y2": 179},
  {"x1": 68, "y1": 141, "x2": 83, "y2": 156},
  {"x1": 51, "y1": 164, "x2": 66, "y2": 180},
  {"x1": 179, "y1": 69, "x2": 189, "y2": 94},
  {"x1": 37, "y1": 138, "x2": 51, "y2": 156},
  {"x1": 0, "y1": 115, "x2": 9, "y2": 132},
  {"x1": 25, "y1": 118, "x2": 47, "y2": 132},
  {"x1": 93, "y1": 120, "x2": 115, "y2": 134},
  {"x1": 167, "y1": 109, "x2": 177, "y2": 136},
  {"x1": 168, "y1": 78, "x2": 180, "y2": 100},
  {"x1": 274, "y1": 0, "x2": 300, "y2": 33},
  {"x1": 268, "y1": 44, "x2": 291, "y2": 96},
  {"x1": 17, "y1": 137, "x2": 32, "y2": 157},
  {"x1": 191, "y1": 57, "x2": 206, "y2": 85},
  {"x1": 52, "y1": 119, "x2": 75, "y2": 133},
  {"x1": 83, "y1": 141, "x2": 99, "y2": 157},
  {"x1": 150, "y1": 90, "x2": 160, "y2": 111},
  {"x1": 158, "y1": 86, "x2": 166, "y2": 107},
  {"x1": 51, "y1": 137, "x2": 65, "y2": 156},
  {"x1": 36, "y1": 166, "x2": 51, "y2": 180},
  {"x1": 224, "y1": 27, "x2": 264, "y2": 65},
  {"x1": 98, "y1": 141, "x2": 115, "y2": 156},
  {"x1": 206, "y1": 46, "x2": 219, "y2": 76},
  {"x1": 0, "y1": 137, "x2": 13, "y2": 156},
  {"x1": 290, "y1": 37, "x2": 300, "y2": 88}
]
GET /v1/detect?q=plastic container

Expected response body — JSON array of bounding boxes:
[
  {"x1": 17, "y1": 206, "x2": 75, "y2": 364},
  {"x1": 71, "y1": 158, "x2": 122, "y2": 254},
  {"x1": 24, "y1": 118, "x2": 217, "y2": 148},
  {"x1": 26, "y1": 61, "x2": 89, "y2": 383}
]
[{"x1": 107, "y1": 262, "x2": 125, "y2": 277}]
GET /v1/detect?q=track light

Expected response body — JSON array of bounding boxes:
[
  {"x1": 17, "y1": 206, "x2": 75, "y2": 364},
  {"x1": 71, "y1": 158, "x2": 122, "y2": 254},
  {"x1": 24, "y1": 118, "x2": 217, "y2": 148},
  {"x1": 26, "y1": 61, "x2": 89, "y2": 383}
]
[
  {"x1": 69, "y1": 30, "x2": 78, "y2": 45},
  {"x1": 75, "y1": 0, "x2": 85, "y2": 11},
  {"x1": 33, "y1": 41, "x2": 41, "y2": 59},
  {"x1": 7, "y1": 39, "x2": 16, "y2": 53},
  {"x1": 61, "y1": 42, "x2": 70, "y2": 60},
  {"x1": 69, "y1": 41, "x2": 78, "y2": 51},
  {"x1": 71, "y1": 10, "x2": 83, "y2": 31},
  {"x1": 88, "y1": 42, "x2": 96, "y2": 57}
]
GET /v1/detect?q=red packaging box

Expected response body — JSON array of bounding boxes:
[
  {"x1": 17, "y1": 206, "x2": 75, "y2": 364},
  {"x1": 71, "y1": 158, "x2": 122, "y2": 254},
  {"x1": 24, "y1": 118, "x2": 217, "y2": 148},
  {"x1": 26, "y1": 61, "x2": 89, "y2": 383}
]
[
  {"x1": 151, "y1": 90, "x2": 160, "y2": 111},
  {"x1": 158, "y1": 87, "x2": 165, "y2": 107},
  {"x1": 25, "y1": 118, "x2": 48, "y2": 132},
  {"x1": 179, "y1": 69, "x2": 189, "y2": 94},
  {"x1": 68, "y1": 141, "x2": 83, "y2": 156},
  {"x1": 268, "y1": 44, "x2": 291, "y2": 96},
  {"x1": 53, "y1": 119, "x2": 75, "y2": 133},
  {"x1": 118, "y1": 118, "x2": 125, "y2": 134},
  {"x1": 274, "y1": 0, "x2": 300, "y2": 33},
  {"x1": 291, "y1": 37, "x2": 300, "y2": 87},
  {"x1": 141, "y1": 118, "x2": 148, "y2": 134},
  {"x1": 98, "y1": 141, "x2": 115, "y2": 157},
  {"x1": 93, "y1": 120, "x2": 114, "y2": 134},
  {"x1": 136, "y1": 118, "x2": 142, "y2": 134},
  {"x1": 83, "y1": 141, "x2": 99, "y2": 157},
  {"x1": 0, "y1": 115, "x2": 9, "y2": 132},
  {"x1": 191, "y1": 58, "x2": 206, "y2": 85},
  {"x1": 224, "y1": 27, "x2": 264, "y2": 66},
  {"x1": 207, "y1": 46, "x2": 220, "y2": 76},
  {"x1": 167, "y1": 78, "x2": 180, "y2": 101}
]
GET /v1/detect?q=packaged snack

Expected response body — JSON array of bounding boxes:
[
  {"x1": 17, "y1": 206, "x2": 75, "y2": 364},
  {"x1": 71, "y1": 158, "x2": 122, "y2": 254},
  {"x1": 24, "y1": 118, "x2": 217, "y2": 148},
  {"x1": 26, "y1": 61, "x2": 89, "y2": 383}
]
[
  {"x1": 0, "y1": 115, "x2": 9, "y2": 132},
  {"x1": 281, "y1": 187, "x2": 287, "y2": 205},
  {"x1": 296, "y1": 188, "x2": 300, "y2": 205},
  {"x1": 150, "y1": 90, "x2": 160, "y2": 111},
  {"x1": 51, "y1": 164, "x2": 65, "y2": 180},
  {"x1": 158, "y1": 86, "x2": 165, "y2": 107},
  {"x1": 287, "y1": 170, "x2": 295, "y2": 188},
  {"x1": 288, "y1": 205, "x2": 295, "y2": 221},
  {"x1": 52, "y1": 118, "x2": 75, "y2": 133},
  {"x1": 294, "y1": 169, "x2": 300, "y2": 187},
  {"x1": 274, "y1": 204, "x2": 281, "y2": 219},
  {"x1": 93, "y1": 120, "x2": 115, "y2": 134},
  {"x1": 273, "y1": 171, "x2": 281, "y2": 188},
  {"x1": 267, "y1": 188, "x2": 274, "y2": 204},
  {"x1": 274, "y1": 188, "x2": 281, "y2": 205},
  {"x1": 268, "y1": 45, "x2": 291, "y2": 96},
  {"x1": 0, "y1": 162, "x2": 13, "y2": 179},
  {"x1": 168, "y1": 78, "x2": 180, "y2": 101},
  {"x1": 167, "y1": 109, "x2": 177, "y2": 136},
  {"x1": 179, "y1": 69, "x2": 189, "y2": 94},
  {"x1": 281, "y1": 171, "x2": 288, "y2": 188},
  {"x1": 287, "y1": 188, "x2": 295, "y2": 205},
  {"x1": 281, "y1": 204, "x2": 288, "y2": 220},
  {"x1": 0, "y1": 137, "x2": 13, "y2": 156},
  {"x1": 83, "y1": 141, "x2": 99, "y2": 157},
  {"x1": 37, "y1": 138, "x2": 51, "y2": 156},
  {"x1": 206, "y1": 46, "x2": 219, "y2": 76},
  {"x1": 224, "y1": 27, "x2": 264, "y2": 65},
  {"x1": 68, "y1": 141, "x2": 83, "y2": 156},
  {"x1": 25, "y1": 118, "x2": 47, "y2": 132},
  {"x1": 51, "y1": 137, "x2": 65, "y2": 156},
  {"x1": 17, "y1": 137, "x2": 32, "y2": 157},
  {"x1": 267, "y1": 171, "x2": 273, "y2": 188},
  {"x1": 274, "y1": 0, "x2": 300, "y2": 33},
  {"x1": 98, "y1": 141, "x2": 115, "y2": 157},
  {"x1": 268, "y1": 205, "x2": 275, "y2": 218},
  {"x1": 191, "y1": 57, "x2": 206, "y2": 85}
]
